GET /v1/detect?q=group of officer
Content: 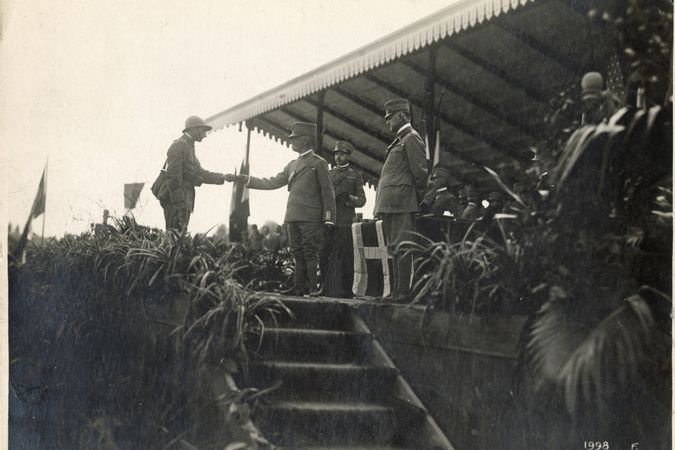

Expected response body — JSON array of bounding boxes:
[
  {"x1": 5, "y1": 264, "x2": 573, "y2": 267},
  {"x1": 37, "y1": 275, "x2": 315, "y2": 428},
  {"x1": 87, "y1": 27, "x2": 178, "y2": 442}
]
[{"x1": 156, "y1": 98, "x2": 430, "y2": 301}]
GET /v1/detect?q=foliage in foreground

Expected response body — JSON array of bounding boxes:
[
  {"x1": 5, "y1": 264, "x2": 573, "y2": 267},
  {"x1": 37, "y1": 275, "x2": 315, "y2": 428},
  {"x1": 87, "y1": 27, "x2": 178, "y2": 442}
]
[
  {"x1": 10, "y1": 218, "x2": 292, "y2": 447},
  {"x1": 401, "y1": 1, "x2": 671, "y2": 445}
]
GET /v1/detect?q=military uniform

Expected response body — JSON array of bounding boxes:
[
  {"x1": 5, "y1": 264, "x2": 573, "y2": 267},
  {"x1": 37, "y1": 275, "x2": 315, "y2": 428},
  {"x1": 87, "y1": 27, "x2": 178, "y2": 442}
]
[
  {"x1": 460, "y1": 188, "x2": 484, "y2": 221},
  {"x1": 161, "y1": 132, "x2": 225, "y2": 231},
  {"x1": 320, "y1": 141, "x2": 366, "y2": 298},
  {"x1": 420, "y1": 166, "x2": 459, "y2": 216},
  {"x1": 374, "y1": 99, "x2": 428, "y2": 298},
  {"x1": 244, "y1": 123, "x2": 336, "y2": 294}
]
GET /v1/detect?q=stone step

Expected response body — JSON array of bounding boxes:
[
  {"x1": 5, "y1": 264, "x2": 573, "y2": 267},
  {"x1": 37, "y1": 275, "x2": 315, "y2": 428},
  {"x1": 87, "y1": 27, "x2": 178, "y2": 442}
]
[
  {"x1": 261, "y1": 297, "x2": 354, "y2": 331},
  {"x1": 241, "y1": 361, "x2": 398, "y2": 402},
  {"x1": 248, "y1": 328, "x2": 373, "y2": 364},
  {"x1": 254, "y1": 400, "x2": 425, "y2": 448},
  {"x1": 296, "y1": 447, "x2": 414, "y2": 450}
]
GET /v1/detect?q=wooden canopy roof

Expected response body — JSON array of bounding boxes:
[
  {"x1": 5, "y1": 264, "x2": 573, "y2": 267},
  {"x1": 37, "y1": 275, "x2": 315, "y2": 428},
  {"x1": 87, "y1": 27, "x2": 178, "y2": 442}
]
[{"x1": 207, "y1": 0, "x2": 621, "y2": 190}]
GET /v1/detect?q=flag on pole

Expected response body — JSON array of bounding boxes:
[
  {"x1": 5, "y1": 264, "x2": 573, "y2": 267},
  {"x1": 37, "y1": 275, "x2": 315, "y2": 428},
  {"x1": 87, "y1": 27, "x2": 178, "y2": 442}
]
[
  {"x1": 13, "y1": 163, "x2": 48, "y2": 262},
  {"x1": 31, "y1": 168, "x2": 47, "y2": 218},
  {"x1": 424, "y1": 129, "x2": 432, "y2": 161},
  {"x1": 124, "y1": 183, "x2": 145, "y2": 210},
  {"x1": 432, "y1": 129, "x2": 441, "y2": 168},
  {"x1": 229, "y1": 160, "x2": 250, "y2": 242}
]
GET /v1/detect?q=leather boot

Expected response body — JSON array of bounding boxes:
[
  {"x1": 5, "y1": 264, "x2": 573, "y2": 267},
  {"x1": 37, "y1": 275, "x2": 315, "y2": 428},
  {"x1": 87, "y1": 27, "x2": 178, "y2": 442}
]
[
  {"x1": 306, "y1": 257, "x2": 321, "y2": 296},
  {"x1": 282, "y1": 257, "x2": 307, "y2": 296}
]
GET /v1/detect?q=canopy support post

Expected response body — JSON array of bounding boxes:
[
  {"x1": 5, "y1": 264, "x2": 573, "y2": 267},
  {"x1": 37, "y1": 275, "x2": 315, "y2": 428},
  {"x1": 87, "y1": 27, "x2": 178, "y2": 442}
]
[
  {"x1": 424, "y1": 44, "x2": 439, "y2": 165},
  {"x1": 316, "y1": 90, "x2": 327, "y2": 153}
]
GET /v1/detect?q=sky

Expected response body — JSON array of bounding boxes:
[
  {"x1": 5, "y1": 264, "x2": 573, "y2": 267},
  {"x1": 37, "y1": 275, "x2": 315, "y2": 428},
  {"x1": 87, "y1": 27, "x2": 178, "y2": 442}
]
[{"x1": 1, "y1": 0, "x2": 454, "y2": 237}]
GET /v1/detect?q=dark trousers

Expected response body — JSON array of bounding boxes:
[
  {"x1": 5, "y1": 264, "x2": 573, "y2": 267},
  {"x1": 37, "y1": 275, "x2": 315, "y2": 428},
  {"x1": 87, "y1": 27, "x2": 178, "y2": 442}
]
[
  {"x1": 161, "y1": 199, "x2": 190, "y2": 232},
  {"x1": 381, "y1": 212, "x2": 415, "y2": 294},
  {"x1": 287, "y1": 221, "x2": 323, "y2": 293},
  {"x1": 320, "y1": 226, "x2": 354, "y2": 298}
]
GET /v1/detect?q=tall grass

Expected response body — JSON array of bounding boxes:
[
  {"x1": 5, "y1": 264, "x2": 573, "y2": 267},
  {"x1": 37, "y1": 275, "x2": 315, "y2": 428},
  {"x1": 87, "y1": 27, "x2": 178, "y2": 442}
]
[{"x1": 11, "y1": 217, "x2": 291, "y2": 447}]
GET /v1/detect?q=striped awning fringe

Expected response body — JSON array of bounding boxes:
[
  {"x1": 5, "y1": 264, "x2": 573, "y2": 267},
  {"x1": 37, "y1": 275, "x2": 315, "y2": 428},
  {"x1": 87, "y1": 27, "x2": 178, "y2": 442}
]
[{"x1": 207, "y1": 0, "x2": 534, "y2": 131}]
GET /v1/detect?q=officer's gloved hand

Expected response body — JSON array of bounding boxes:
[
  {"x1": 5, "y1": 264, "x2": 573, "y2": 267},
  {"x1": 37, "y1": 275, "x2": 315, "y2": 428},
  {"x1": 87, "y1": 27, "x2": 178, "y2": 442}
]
[{"x1": 224, "y1": 174, "x2": 236, "y2": 182}]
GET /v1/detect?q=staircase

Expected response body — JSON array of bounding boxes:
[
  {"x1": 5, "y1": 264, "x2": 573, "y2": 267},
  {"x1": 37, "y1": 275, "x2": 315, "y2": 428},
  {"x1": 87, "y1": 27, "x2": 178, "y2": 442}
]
[{"x1": 238, "y1": 297, "x2": 454, "y2": 450}]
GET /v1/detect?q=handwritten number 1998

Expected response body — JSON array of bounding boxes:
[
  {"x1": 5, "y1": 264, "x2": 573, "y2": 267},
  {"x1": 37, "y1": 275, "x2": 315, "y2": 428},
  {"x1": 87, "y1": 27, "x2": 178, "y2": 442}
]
[{"x1": 584, "y1": 442, "x2": 609, "y2": 450}]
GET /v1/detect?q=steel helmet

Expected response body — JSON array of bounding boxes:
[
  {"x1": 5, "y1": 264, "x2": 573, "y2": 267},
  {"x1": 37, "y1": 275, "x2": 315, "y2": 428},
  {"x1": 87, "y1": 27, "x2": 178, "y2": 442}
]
[{"x1": 183, "y1": 116, "x2": 212, "y2": 133}]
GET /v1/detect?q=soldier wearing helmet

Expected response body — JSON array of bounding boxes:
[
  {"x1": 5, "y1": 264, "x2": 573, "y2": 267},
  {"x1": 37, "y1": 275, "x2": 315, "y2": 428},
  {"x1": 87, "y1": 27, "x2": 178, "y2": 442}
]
[{"x1": 159, "y1": 116, "x2": 226, "y2": 232}]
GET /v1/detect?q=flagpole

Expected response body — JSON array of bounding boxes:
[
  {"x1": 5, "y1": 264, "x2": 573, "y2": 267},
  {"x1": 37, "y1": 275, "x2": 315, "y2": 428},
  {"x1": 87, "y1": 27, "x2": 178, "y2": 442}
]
[
  {"x1": 245, "y1": 126, "x2": 251, "y2": 166},
  {"x1": 41, "y1": 158, "x2": 48, "y2": 245}
]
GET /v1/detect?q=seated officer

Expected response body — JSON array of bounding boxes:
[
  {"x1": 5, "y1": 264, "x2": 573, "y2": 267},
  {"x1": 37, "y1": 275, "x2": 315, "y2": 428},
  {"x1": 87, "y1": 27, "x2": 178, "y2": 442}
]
[
  {"x1": 420, "y1": 166, "x2": 459, "y2": 216},
  {"x1": 460, "y1": 187, "x2": 485, "y2": 221}
]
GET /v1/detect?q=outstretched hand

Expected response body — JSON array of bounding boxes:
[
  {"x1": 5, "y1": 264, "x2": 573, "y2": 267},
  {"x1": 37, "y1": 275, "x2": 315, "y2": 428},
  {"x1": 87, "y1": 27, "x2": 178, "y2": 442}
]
[{"x1": 224, "y1": 173, "x2": 236, "y2": 183}]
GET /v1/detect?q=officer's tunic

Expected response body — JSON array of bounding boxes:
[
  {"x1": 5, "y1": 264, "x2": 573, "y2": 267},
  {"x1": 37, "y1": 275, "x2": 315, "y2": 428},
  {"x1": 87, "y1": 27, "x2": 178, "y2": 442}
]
[
  {"x1": 321, "y1": 165, "x2": 366, "y2": 297},
  {"x1": 246, "y1": 150, "x2": 336, "y2": 292},
  {"x1": 374, "y1": 123, "x2": 427, "y2": 294},
  {"x1": 162, "y1": 134, "x2": 225, "y2": 231},
  {"x1": 374, "y1": 123, "x2": 428, "y2": 245}
]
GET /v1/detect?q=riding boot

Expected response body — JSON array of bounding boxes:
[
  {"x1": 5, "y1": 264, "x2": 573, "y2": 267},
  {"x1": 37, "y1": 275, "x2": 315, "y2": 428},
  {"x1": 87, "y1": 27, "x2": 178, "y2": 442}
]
[
  {"x1": 282, "y1": 257, "x2": 307, "y2": 296},
  {"x1": 306, "y1": 257, "x2": 320, "y2": 296}
]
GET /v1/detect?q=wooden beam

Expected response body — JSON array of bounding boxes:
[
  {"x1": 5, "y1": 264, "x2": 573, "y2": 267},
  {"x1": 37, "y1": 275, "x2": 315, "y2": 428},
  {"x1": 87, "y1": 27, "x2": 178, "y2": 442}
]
[
  {"x1": 332, "y1": 83, "x2": 488, "y2": 170},
  {"x1": 302, "y1": 97, "x2": 392, "y2": 147},
  {"x1": 316, "y1": 91, "x2": 326, "y2": 150},
  {"x1": 365, "y1": 72, "x2": 529, "y2": 162},
  {"x1": 279, "y1": 106, "x2": 384, "y2": 164},
  {"x1": 333, "y1": 86, "x2": 386, "y2": 116},
  {"x1": 494, "y1": 22, "x2": 585, "y2": 77},
  {"x1": 441, "y1": 41, "x2": 547, "y2": 104},
  {"x1": 255, "y1": 116, "x2": 381, "y2": 183},
  {"x1": 402, "y1": 58, "x2": 540, "y2": 138}
]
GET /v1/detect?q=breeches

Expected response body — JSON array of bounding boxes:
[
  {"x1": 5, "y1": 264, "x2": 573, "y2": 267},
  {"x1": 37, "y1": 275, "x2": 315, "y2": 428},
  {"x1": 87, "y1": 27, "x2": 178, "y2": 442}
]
[
  {"x1": 381, "y1": 212, "x2": 416, "y2": 254},
  {"x1": 287, "y1": 221, "x2": 323, "y2": 260},
  {"x1": 161, "y1": 200, "x2": 190, "y2": 233}
]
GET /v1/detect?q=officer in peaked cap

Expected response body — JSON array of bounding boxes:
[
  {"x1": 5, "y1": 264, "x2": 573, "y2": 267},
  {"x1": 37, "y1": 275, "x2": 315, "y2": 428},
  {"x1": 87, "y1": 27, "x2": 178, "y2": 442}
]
[
  {"x1": 319, "y1": 140, "x2": 366, "y2": 298},
  {"x1": 157, "y1": 115, "x2": 226, "y2": 232},
  {"x1": 420, "y1": 165, "x2": 459, "y2": 216},
  {"x1": 374, "y1": 98, "x2": 428, "y2": 302},
  {"x1": 460, "y1": 186, "x2": 484, "y2": 221},
  {"x1": 225, "y1": 122, "x2": 336, "y2": 296}
]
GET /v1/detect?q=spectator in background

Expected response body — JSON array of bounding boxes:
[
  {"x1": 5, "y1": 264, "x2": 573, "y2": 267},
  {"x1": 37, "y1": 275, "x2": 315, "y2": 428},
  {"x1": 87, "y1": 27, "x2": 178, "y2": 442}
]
[
  {"x1": 262, "y1": 225, "x2": 281, "y2": 252},
  {"x1": 277, "y1": 224, "x2": 288, "y2": 249},
  {"x1": 249, "y1": 224, "x2": 264, "y2": 252},
  {"x1": 482, "y1": 191, "x2": 505, "y2": 224},
  {"x1": 454, "y1": 188, "x2": 468, "y2": 218},
  {"x1": 420, "y1": 166, "x2": 458, "y2": 216},
  {"x1": 461, "y1": 187, "x2": 484, "y2": 220}
]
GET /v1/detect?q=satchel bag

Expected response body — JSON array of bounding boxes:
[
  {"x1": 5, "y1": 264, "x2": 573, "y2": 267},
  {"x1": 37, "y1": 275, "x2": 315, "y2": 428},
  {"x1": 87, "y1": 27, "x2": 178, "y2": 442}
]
[{"x1": 151, "y1": 159, "x2": 169, "y2": 200}]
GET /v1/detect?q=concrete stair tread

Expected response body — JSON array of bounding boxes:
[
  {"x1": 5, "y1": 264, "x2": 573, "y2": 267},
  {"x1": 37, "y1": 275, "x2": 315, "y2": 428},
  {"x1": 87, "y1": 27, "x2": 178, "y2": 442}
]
[
  {"x1": 262, "y1": 400, "x2": 410, "y2": 412},
  {"x1": 259, "y1": 328, "x2": 364, "y2": 336},
  {"x1": 297, "y1": 447, "x2": 414, "y2": 450},
  {"x1": 250, "y1": 360, "x2": 384, "y2": 369}
]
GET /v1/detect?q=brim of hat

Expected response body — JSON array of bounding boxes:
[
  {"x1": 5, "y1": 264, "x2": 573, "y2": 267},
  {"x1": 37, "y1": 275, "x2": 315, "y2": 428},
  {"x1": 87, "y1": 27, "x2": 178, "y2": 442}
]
[
  {"x1": 384, "y1": 112, "x2": 395, "y2": 119},
  {"x1": 334, "y1": 149, "x2": 351, "y2": 154},
  {"x1": 184, "y1": 125, "x2": 212, "y2": 132},
  {"x1": 582, "y1": 92, "x2": 602, "y2": 101}
]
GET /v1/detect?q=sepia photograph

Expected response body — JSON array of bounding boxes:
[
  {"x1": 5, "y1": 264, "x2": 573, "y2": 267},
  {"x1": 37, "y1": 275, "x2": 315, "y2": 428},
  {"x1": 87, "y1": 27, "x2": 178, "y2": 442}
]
[{"x1": 2, "y1": 0, "x2": 672, "y2": 448}]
